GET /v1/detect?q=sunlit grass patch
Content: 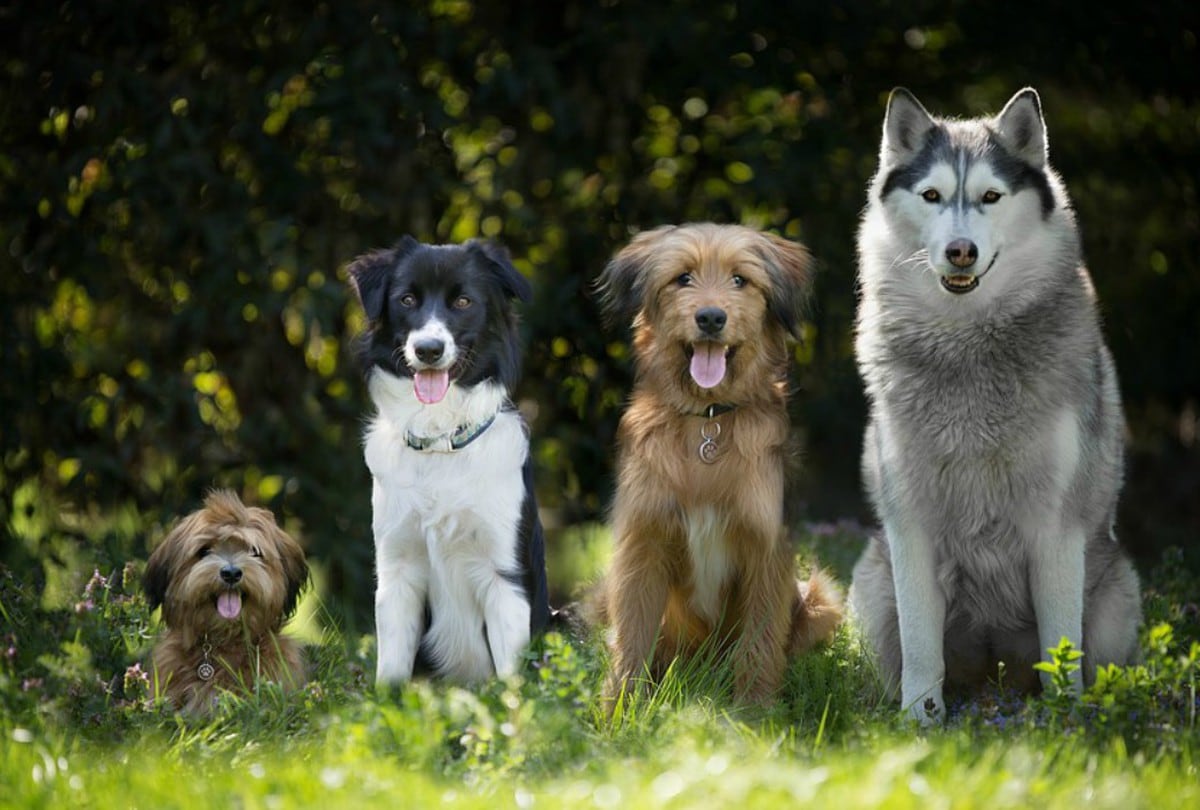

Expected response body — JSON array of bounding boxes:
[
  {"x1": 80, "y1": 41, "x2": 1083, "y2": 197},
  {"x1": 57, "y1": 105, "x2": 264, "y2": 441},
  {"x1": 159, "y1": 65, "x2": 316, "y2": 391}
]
[{"x1": 2, "y1": 528, "x2": 1198, "y2": 808}]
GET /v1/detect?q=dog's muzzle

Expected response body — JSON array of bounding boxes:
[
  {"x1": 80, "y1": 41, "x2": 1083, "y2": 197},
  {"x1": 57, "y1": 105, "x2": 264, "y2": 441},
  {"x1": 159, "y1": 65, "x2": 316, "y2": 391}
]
[{"x1": 939, "y1": 243, "x2": 999, "y2": 295}]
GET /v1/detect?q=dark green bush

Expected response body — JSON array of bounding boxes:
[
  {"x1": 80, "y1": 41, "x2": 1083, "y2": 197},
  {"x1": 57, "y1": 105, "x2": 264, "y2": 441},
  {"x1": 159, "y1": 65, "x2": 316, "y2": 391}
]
[{"x1": 3, "y1": 2, "x2": 1197, "y2": 625}]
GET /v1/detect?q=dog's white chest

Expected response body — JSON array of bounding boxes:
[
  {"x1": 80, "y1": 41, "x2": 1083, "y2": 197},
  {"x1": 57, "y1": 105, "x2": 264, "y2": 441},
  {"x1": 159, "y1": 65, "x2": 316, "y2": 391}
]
[
  {"x1": 369, "y1": 421, "x2": 528, "y2": 546},
  {"x1": 367, "y1": 403, "x2": 531, "y2": 683},
  {"x1": 685, "y1": 506, "x2": 733, "y2": 623}
]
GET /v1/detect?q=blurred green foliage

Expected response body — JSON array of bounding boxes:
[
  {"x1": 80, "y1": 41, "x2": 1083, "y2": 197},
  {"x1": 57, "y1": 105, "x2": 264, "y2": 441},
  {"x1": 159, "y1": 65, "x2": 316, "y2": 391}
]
[{"x1": 3, "y1": 1, "x2": 1197, "y2": 624}]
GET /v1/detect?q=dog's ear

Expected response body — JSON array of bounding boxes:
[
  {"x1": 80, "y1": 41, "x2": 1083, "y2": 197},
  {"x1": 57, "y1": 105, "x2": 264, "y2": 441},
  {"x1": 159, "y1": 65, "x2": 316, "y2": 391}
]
[
  {"x1": 346, "y1": 236, "x2": 421, "y2": 321},
  {"x1": 269, "y1": 521, "x2": 309, "y2": 621},
  {"x1": 142, "y1": 540, "x2": 171, "y2": 613},
  {"x1": 994, "y1": 87, "x2": 1047, "y2": 168},
  {"x1": 882, "y1": 87, "x2": 936, "y2": 163},
  {"x1": 757, "y1": 232, "x2": 813, "y2": 340},
  {"x1": 596, "y1": 226, "x2": 674, "y2": 327},
  {"x1": 142, "y1": 513, "x2": 200, "y2": 614},
  {"x1": 469, "y1": 240, "x2": 532, "y2": 303}
]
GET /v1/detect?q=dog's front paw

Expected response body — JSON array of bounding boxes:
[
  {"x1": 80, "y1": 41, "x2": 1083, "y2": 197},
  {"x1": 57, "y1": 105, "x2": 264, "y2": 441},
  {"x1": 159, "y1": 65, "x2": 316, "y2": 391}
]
[
  {"x1": 733, "y1": 662, "x2": 784, "y2": 707},
  {"x1": 901, "y1": 671, "x2": 946, "y2": 726},
  {"x1": 905, "y1": 694, "x2": 945, "y2": 727},
  {"x1": 375, "y1": 659, "x2": 414, "y2": 690},
  {"x1": 600, "y1": 668, "x2": 647, "y2": 721}
]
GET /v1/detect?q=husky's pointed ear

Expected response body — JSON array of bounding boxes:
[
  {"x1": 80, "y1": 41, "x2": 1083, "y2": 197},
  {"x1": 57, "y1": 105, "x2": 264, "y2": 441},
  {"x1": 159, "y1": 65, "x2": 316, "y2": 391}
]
[
  {"x1": 469, "y1": 240, "x2": 532, "y2": 303},
  {"x1": 757, "y1": 232, "x2": 813, "y2": 340},
  {"x1": 595, "y1": 226, "x2": 673, "y2": 327},
  {"x1": 994, "y1": 88, "x2": 1047, "y2": 168},
  {"x1": 882, "y1": 88, "x2": 936, "y2": 161},
  {"x1": 346, "y1": 236, "x2": 420, "y2": 321}
]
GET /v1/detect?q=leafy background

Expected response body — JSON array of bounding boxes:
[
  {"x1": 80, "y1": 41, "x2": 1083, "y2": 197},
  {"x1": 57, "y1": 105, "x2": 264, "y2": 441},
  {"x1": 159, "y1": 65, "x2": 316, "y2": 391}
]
[{"x1": 3, "y1": 1, "x2": 1197, "y2": 627}]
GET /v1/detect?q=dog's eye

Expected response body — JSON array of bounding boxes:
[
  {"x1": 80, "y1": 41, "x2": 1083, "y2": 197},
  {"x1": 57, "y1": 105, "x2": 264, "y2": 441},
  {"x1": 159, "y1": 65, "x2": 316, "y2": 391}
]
[
  {"x1": 920, "y1": 188, "x2": 941, "y2": 203},
  {"x1": 196, "y1": 547, "x2": 210, "y2": 559},
  {"x1": 732, "y1": 274, "x2": 746, "y2": 289},
  {"x1": 399, "y1": 293, "x2": 417, "y2": 308},
  {"x1": 251, "y1": 547, "x2": 263, "y2": 559},
  {"x1": 981, "y1": 189, "x2": 1003, "y2": 204},
  {"x1": 676, "y1": 273, "x2": 693, "y2": 287},
  {"x1": 452, "y1": 296, "x2": 471, "y2": 310}
]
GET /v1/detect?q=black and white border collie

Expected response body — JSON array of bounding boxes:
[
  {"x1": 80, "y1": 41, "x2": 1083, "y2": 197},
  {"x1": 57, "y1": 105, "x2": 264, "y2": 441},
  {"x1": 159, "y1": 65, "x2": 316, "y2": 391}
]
[{"x1": 347, "y1": 236, "x2": 551, "y2": 684}]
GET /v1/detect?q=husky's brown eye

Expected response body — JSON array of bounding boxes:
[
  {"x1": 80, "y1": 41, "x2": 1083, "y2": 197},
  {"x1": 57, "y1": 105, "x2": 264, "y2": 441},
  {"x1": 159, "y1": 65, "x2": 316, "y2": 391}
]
[
  {"x1": 920, "y1": 188, "x2": 941, "y2": 203},
  {"x1": 981, "y1": 189, "x2": 1003, "y2": 204},
  {"x1": 453, "y1": 296, "x2": 471, "y2": 309}
]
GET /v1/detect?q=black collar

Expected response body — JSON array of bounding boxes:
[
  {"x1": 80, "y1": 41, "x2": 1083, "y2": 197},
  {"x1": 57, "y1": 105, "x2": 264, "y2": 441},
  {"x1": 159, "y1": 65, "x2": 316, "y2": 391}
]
[
  {"x1": 695, "y1": 403, "x2": 736, "y2": 419},
  {"x1": 405, "y1": 413, "x2": 497, "y2": 452}
]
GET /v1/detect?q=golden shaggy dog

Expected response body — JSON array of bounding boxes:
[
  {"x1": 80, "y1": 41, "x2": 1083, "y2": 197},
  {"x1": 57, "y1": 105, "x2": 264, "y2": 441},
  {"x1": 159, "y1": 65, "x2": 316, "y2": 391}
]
[
  {"x1": 143, "y1": 490, "x2": 309, "y2": 714},
  {"x1": 594, "y1": 223, "x2": 843, "y2": 708}
]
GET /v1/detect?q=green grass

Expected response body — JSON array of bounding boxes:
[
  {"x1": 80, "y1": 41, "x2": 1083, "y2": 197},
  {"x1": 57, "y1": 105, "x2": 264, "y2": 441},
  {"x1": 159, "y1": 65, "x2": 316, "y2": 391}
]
[
  {"x1": 6, "y1": 708, "x2": 1197, "y2": 809},
  {"x1": 2, "y1": 529, "x2": 1198, "y2": 809}
]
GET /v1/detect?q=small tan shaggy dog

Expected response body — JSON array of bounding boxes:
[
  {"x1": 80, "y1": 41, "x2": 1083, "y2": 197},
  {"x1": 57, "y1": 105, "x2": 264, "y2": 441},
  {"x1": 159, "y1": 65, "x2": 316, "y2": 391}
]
[
  {"x1": 594, "y1": 223, "x2": 843, "y2": 708},
  {"x1": 143, "y1": 490, "x2": 309, "y2": 713}
]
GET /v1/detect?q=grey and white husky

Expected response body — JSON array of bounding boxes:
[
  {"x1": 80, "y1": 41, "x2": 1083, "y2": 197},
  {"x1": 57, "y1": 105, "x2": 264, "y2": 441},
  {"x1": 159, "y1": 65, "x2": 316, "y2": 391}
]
[{"x1": 849, "y1": 87, "x2": 1141, "y2": 724}]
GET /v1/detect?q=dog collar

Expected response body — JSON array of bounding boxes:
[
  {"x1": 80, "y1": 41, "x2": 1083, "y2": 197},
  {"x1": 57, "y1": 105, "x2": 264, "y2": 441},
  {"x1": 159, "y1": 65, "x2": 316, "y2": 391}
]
[
  {"x1": 405, "y1": 413, "x2": 497, "y2": 453},
  {"x1": 697, "y1": 403, "x2": 736, "y2": 419}
]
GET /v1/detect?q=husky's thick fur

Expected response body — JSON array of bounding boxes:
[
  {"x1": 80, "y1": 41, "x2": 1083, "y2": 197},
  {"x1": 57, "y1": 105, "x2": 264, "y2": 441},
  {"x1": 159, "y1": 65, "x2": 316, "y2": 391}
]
[{"x1": 850, "y1": 88, "x2": 1141, "y2": 724}]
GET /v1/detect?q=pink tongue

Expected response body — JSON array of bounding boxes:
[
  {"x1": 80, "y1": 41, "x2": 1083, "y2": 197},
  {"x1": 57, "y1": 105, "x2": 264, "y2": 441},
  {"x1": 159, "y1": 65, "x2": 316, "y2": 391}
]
[
  {"x1": 217, "y1": 591, "x2": 242, "y2": 620},
  {"x1": 690, "y1": 343, "x2": 727, "y2": 389},
  {"x1": 414, "y1": 369, "x2": 450, "y2": 404}
]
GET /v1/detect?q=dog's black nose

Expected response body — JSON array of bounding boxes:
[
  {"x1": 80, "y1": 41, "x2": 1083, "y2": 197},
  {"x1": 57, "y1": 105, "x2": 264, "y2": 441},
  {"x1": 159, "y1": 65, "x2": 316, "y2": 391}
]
[
  {"x1": 695, "y1": 307, "x2": 727, "y2": 335},
  {"x1": 220, "y1": 565, "x2": 242, "y2": 585},
  {"x1": 413, "y1": 339, "x2": 444, "y2": 365},
  {"x1": 945, "y1": 239, "x2": 978, "y2": 268}
]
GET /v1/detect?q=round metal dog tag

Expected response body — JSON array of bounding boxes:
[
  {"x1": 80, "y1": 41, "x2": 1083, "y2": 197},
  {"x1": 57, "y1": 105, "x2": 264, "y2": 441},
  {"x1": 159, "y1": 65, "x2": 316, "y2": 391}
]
[
  {"x1": 698, "y1": 421, "x2": 721, "y2": 463},
  {"x1": 197, "y1": 661, "x2": 215, "y2": 681}
]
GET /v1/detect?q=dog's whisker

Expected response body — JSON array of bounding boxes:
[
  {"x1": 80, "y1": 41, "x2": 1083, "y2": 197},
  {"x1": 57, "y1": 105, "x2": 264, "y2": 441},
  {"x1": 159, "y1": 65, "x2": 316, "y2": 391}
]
[{"x1": 892, "y1": 250, "x2": 931, "y2": 272}]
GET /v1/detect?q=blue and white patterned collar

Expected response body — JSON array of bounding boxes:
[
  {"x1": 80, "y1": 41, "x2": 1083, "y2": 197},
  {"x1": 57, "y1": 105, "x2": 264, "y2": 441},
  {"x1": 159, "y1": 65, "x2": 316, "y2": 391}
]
[{"x1": 404, "y1": 412, "x2": 497, "y2": 453}]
